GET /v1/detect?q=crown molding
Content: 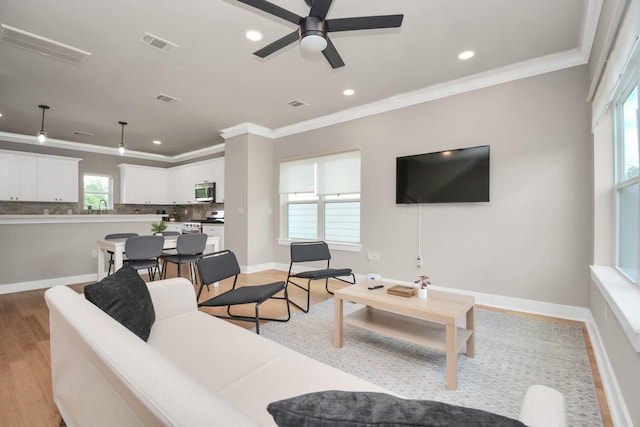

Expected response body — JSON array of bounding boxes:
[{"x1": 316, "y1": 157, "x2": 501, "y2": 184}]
[
  {"x1": 220, "y1": 123, "x2": 275, "y2": 140},
  {"x1": 224, "y1": 47, "x2": 588, "y2": 141},
  {"x1": 0, "y1": 131, "x2": 225, "y2": 163}
]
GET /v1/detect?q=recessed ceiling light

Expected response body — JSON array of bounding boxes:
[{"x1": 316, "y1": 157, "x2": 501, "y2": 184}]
[
  {"x1": 458, "y1": 50, "x2": 474, "y2": 60},
  {"x1": 0, "y1": 113, "x2": 3, "y2": 118},
  {"x1": 153, "y1": 140, "x2": 162, "y2": 145},
  {"x1": 343, "y1": 89, "x2": 355, "y2": 96},
  {"x1": 246, "y1": 30, "x2": 262, "y2": 42}
]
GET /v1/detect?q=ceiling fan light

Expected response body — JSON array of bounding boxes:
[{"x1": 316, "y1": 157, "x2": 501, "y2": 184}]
[{"x1": 300, "y1": 34, "x2": 327, "y2": 53}]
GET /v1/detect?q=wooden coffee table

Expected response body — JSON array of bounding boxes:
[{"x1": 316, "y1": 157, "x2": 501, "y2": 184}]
[{"x1": 334, "y1": 281, "x2": 475, "y2": 390}]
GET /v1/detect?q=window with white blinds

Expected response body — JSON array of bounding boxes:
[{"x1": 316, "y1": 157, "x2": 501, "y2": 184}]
[{"x1": 280, "y1": 150, "x2": 360, "y2": 244}]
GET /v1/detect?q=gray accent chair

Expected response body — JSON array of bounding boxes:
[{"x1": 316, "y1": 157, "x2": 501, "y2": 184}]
[
  {"x1": 286, "y1": 241, "x2": 355, "y2": 313},
  {"x1": 197, "y1": 250, "x2": 290, "y2": 334}
]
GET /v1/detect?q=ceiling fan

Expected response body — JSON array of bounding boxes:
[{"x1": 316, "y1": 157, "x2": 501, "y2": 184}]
[{"x1": 236, "y1": 0, "x2": 403, "y2": 69}]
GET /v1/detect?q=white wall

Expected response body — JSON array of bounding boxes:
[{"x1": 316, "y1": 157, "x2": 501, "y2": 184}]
[{"x1": 272, "y1": 66, "x2": 592, "y2": 308}]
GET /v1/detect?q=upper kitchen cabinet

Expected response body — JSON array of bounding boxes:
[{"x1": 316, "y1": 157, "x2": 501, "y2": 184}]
[
  {"x1": 119, "y1": 164, "x2": 168, "y2": 204},
  {"x1": 167, "y1": 158, "x2": 224, "y2": 204},
  {"x1": 210, "y1": 157, "x2": 224, "y2": 202},
  {"x1": 0, "y1": 150, "x2": 38, "y2": 201},
  {"x1": 37, "y1": 156, "x2": 80, "y2": 202}
]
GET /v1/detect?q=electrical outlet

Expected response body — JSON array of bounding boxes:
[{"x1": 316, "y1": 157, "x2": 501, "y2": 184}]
[
  {"x1": 91, "y1": 249, "x2": 97, "y2": 258},
  {"x1": 416, "y1": 255, "x2": 423, "y2": 267}
]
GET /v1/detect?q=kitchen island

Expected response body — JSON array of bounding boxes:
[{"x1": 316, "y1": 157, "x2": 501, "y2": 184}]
[{"x1": 0, "y1": 214, "x2": 163, "y2": 294}]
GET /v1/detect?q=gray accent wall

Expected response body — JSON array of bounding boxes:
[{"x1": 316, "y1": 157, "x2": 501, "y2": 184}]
[{"x1": 272, "y1": 66, "x2": 592, "y2": 307}]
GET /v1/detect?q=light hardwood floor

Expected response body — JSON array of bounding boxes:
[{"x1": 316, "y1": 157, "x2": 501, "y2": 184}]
[{"x1": 0, "y1": 265, "x2": 612, "y2": 426}]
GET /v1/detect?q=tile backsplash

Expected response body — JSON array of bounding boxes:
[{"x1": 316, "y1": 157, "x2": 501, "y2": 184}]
[{"x1": 0, "y1": 201, "x2": 224, "y2": 221}]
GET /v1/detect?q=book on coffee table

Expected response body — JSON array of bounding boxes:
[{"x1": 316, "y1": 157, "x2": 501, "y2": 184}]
[{"x1": 386, "y1": 285, "x2": 417, "y2": 298}]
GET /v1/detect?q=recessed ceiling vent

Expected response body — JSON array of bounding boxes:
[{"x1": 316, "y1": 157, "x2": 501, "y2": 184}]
[
  {"x1": 156, "y1": 93, "x2": 182, "y2": 104},
  {"x1": 141, "y1": 32, "x2": 178, "y2": 52},
  {"x1": 74, "y1": 130, "x2": 93, "y2": 136},
  {"x1": 0, "y1": 24, "x2": 92, "y2": 64},
  {"x1": 288, "y1": 99, "x2": 309, "y2": 108}
]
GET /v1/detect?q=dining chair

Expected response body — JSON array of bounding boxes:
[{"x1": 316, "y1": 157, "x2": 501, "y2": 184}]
[
  {"x1": 161, "y1": 233, "x2": 207, "y2": 282},
  {"x1": 105, "y1": 233, "x2": 138, "y2": 276},
  {"x1": 124, "y1": 235, "x2": 165, "y2": 281}
]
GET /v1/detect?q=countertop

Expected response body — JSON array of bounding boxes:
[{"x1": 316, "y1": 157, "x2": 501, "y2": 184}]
[{"x1": 0, "y1": 214, "x2": 164, "y2": 225}]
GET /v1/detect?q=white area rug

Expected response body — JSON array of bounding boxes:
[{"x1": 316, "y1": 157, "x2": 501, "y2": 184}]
[{"x1": 258, "y1": 298, "x2": 603, "y2": 426}]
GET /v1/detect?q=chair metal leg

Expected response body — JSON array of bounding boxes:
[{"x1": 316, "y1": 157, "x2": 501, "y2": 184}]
[
  {"x1": 220, "y1": 288, "x2": 291, "y2": 334},
  {"x1": 286, "y1": 278, "x2": 311, "y2": 313}
]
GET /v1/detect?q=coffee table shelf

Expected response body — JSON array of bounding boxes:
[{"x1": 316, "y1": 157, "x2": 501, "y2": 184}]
[
  {"x1": 334, "y1": 281, "x2": 475, "y2": 390},
  {"x1": 344, "y1": 306, "x2": 473, "y2": 354}
]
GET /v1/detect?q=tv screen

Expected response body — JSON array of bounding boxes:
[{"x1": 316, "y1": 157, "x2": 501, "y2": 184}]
[{"x1": 396, "y1": 145, "x2": 490, "y2": 204}]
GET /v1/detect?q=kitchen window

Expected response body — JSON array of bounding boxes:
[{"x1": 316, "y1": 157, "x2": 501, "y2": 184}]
[
  {"x1": 280, "y1": 150, "x2": 360, "y2": 247},
  {"x1": 615, "y1": 79, "x2": 639, "y2": 284},
  {"x1": 83, "y1": 174, "x2": 113, "y2": 210}
]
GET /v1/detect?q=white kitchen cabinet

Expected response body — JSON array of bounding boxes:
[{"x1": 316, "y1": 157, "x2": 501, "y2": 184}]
[
  {"x1": 164, "y1": 222, "x2": 183, "y2": 234},
  {"x1": 0, "y1": 151, "x2": 38, "y2": 201},
  {"x1": 202, "y1": 223, "x2": 224, "y2": 250},
  {"x1": 210, "y1": 157, "x2": 224, "y2": 203},
  {"x1": 37, "y1": 156, "x2": 80, "y2": 202},
  {"x1": 167, "y1": 158, "x2": 224, "y2": 204},
  {"x1": 167, "y1": 167, "x2": 195, "y2": 205},
  {"x1": 119, "y1": 164, "x2": 169, "y2": 204}
]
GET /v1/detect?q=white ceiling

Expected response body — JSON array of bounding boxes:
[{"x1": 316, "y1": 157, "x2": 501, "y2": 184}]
[{"x1": 0, "y1": 0, "x2": 600, "y2": 159}]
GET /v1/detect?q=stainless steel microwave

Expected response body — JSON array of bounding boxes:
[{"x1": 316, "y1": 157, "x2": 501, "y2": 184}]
[{"x1": 195, "y1": 182, "x2": 215, "y2": 202}]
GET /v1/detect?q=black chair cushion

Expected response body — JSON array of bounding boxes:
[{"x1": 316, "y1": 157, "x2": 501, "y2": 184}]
[
  {"x1": 294, "y1": 268, "x2": 353, "y2": 280},
  {"x1": 267, "y1": 390, "x2": 526, "y2": 427},
  {"x1": 84, "y1": 263, "x2": 156, "y2": 341},
  {"x1": 199, "y1": 281, "x2": 285, "y2": 307}
]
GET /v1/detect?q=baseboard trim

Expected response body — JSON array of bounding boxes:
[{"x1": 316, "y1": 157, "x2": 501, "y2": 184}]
[
  {"x1": 585, "y1": 312, "x2": 633, "y2": 427},
  {"x1": 0, "y1": 274, "x2": 97, "y2": 295}
]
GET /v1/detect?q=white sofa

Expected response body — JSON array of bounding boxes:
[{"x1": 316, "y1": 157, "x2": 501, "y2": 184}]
[{"x1": 45, "y1": 278, "x2": 566, "y2": 427}]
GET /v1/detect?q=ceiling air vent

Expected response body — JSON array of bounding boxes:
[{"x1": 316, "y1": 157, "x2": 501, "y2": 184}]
[
  {"x1": 156, "y1": 93, "x2": 182, "y2": 104},
  {"x1": 74, "y1": 131, "x2": 93, "y2": 137},
  {"x1": 288, "y1": 99, "x2": 309, "y2": 108},
  {"x1": 141, "y1": 32, "x2": 178, "y2": 52},
  {"x1": 0, "y1": 24, "x2": 91, "y2": 64}
]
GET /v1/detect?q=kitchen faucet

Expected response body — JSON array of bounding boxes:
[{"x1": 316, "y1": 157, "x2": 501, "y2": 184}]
[{"x1": 98, "y1": 199, "x2": 107, "y2": 214}]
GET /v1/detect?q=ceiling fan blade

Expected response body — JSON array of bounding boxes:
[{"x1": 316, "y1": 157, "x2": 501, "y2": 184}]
[
  {"x1": 322, "y1": 36, "x2": 345, "y2": 69},
  {"x1": 308, "y1": 0, "x2": 333, "y2": 20},
  {"x1": 236, "y1": 0, "x2": 302, "y2": 25},
  {"x1": 253, "y1": 30, "x2": 300, "y2": 58},
  {"x1": 326, "y1": 15, "x2": 404, "y2": 32}
]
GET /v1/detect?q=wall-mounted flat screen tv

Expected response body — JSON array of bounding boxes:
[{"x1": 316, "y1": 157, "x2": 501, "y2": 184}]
[{"x1": 396, "y1": 145, "x2": 490, "y2": 204}]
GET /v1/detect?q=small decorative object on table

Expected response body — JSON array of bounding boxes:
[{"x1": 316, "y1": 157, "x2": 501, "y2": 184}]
[
  {"x1": 386, "y1": 285, "x2": 417, "y2": 298},
  {"x1": 416, "y1": 275, "x2": 431, "y2": 299}
]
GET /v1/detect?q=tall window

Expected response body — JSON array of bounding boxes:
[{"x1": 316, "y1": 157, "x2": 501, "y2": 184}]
[
  {"x1": 83, "y1": 174, "x2": 113, "y2": 210},
  {"x1": 615, "y1": 82, "x2": 639, "y2": 283},
  {"x1": 280, "y1": 151, "x2": 360, "y2": 244}
]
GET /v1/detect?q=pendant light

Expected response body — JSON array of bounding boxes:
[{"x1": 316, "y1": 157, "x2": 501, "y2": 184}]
[
  {"x1": 118, "y1": 121, "x2": 127, "y2": 155},
  {"x1": 37, "y1": 105, "x2": 49, "y2": 144}
]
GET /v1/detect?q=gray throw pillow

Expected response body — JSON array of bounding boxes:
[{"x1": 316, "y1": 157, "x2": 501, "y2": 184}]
[
  {"x1": 84, "y1": 263, "x2": 155, "y2": 341},
  {"x1": 267, "y1": 390, "x2": 527, "y2": 427}
]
